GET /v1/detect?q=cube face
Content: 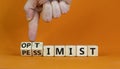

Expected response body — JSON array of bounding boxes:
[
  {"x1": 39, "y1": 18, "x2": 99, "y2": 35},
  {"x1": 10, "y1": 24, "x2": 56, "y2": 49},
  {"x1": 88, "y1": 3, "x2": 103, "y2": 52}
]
[
  {"x1": 65, "y1": 45, "x2": 76, "y2": 56},
  {"x1": 20, "y1": 42, "x2": 32, "y2": 56},
  {"x1": 77, "y1": 45, "x2": 87, "y2": 56},
  {"x1": 88, "y1": 45, "x2": 98, "y2": 56},
  {"x1": 43, "y1": 45, "x2": 54, "y2": 56},
  {"x1": 55, "y1": 45, "x2": 65, "y2": 56},
  {"x1": 32, "y1": 42, "x2": 43, "y2": 56}
]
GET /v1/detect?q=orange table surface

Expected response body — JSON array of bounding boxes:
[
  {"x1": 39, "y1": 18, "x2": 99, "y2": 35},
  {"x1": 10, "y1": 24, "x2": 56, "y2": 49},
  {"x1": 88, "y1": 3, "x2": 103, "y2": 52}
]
[{"x1": 0, "y1": 0, "x2": 120, "y2": 69}]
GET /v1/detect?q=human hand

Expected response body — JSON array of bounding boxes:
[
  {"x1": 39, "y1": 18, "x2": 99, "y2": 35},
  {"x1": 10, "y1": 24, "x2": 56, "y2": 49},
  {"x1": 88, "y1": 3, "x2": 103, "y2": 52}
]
[{"x1": 24, "y1": 0, "x2": 72, "y2": 42}]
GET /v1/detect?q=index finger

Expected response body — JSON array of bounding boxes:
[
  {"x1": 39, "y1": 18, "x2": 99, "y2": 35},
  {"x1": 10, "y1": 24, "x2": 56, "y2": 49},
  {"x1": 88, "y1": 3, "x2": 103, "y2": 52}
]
[{"x1": 28, "y1": 11, "x2": 39, "y2": 42}]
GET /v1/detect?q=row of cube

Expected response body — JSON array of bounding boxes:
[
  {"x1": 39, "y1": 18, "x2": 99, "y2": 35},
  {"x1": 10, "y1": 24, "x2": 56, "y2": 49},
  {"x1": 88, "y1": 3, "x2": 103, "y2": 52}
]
[{"x1": 20, "y1": 42, "x2": 98, "y2": 56}]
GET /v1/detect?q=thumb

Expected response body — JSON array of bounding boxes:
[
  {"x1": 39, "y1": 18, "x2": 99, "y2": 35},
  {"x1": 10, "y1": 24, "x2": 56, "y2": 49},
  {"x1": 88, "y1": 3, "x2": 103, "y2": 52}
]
[
  {"x1": 28, "y1": 11, "x2": 39, "y2": 42},
  {"x1": 24, "y1": 0, "x2": 37, "y2": 21}
]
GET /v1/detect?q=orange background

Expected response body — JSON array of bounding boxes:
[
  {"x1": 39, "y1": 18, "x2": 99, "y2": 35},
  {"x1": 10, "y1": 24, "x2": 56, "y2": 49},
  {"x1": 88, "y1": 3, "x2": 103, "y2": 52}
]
[{"x1": 0, "y1": 0, "x2": 120, "y2": 69}]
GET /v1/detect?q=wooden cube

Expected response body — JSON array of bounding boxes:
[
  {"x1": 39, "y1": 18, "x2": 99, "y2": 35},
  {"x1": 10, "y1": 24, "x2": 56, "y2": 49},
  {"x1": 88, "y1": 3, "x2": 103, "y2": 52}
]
[
  {"x1": 88, "y1": 45, "x2": 98, "y2": 56},
  {"x1": 77, "y1": 45, "x2": 87, "y2": 56},
  {"x1": 43, "y1": 45, "x2": 54, "y2": 56},
  {"x1": 20, "y1": 42, "x2": 32, "y2": 56},
  {"x1": 32, "y1": 42, "x2": 43, "y2": 56},
  {"x1": 55, "y1": 45, "x2": 65, "y2": 56},
  {"x1": 65, "y1": 45, "x2": 76, "y2": 56}
]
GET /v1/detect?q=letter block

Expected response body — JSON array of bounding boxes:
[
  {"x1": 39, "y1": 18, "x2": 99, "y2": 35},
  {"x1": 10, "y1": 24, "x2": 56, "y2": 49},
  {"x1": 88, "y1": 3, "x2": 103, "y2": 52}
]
[
  {"x1": 55, "y1": 45, "x2": 65, "y2": 56},
  {"x1": 87, "y1": 45, "x2": 98, "y2": 56},
  {"x1": 65, "y1": 45, "x2": 76, "y2": 56},
  {"x1": 32, "y1": 42, "x2": 43, "y2": 56},
  {"x1": 77, "y1": 45, "x2": 87, "y2": 56},
  {"x1": 43, "y1": 45, "x2": 54, "y2": 56},
  {"x1": 20, "y1": 42, "x2": 32, "y2": 56}
]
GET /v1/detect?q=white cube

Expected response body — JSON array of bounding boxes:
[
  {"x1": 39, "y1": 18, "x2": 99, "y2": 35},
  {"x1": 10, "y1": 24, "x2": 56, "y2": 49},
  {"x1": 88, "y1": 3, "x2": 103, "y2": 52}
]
[
  {"x1": 43, "y1": 45, "x2": 54, "y2": 56},
  {"x1": 32, "y1": 42, "x2": 43, "y2": 56},
  {"x1": 55, "y1": 45, "x2": 65, "y2": 56},
  {"x1": 88, "y1": 45, "x2": 98, "y2": 56},
  {"x1": 65, "y1": 45, "x2": 76, "y2": 56},
  {"x1": 77, "y1": 45, "x2": 88, "y2": 56},
  {"x1": 20, "y1": 42, "x2": 32, "y2": 56}
]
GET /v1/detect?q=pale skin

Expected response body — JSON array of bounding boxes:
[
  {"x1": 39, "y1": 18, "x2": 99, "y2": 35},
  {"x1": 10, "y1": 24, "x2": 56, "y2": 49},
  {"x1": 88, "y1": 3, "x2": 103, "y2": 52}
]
[{"x1": 24, "y1": 0, "x2": 72, "y2": 42}]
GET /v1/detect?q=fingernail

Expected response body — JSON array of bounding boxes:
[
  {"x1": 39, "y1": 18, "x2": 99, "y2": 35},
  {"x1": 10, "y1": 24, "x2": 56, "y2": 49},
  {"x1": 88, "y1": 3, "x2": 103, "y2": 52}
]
[
  {"x1": 26, "y1": 13, "x2": 32, "y2": 21},
  {"x1": 26, "y1": 9, "x2": 34, "y2": 21},
  {"x1": 27, "y1": 17, "x2": 32, "y2": 21}
]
